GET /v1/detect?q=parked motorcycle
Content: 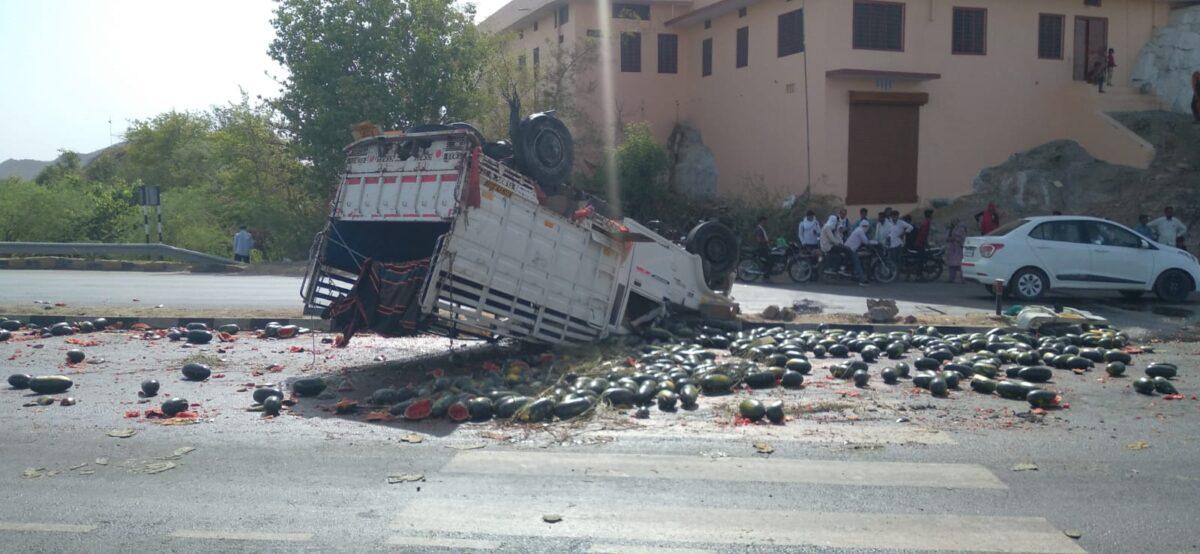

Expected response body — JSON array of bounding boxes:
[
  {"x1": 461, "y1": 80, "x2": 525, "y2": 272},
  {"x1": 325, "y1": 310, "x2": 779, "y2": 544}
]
[
  {"x1": 736, "y1": 242, "x2": 802, "y2": 282},
  {"x1": 899, "y1": 247, "x2": 946, "y2": 282}
]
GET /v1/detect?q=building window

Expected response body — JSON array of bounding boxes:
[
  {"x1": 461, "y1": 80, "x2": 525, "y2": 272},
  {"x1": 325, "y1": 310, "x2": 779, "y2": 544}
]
[
  {"x1": 587, "y1": 29, "x2": 601, "y2": 38},
  {"x1": 777, "y1": 8, "x2": 804, "y2": 57},
  {"x1": 1084, "y1": 0, "x2": 1101, "y2": 6},
  {"x1": 532, "y1": 47, "x2": 539, "y2": 78},
  {"x1": 853, "y1": 1, "x2": 904, "y2": 51},
  {"x1": 951, "y1": 7, "x2": 986, "y2": 55},
  {"x1": 557, "y1": 5, "x2": 569, "y2": 26},
  {"x1": 533, "y1": 20, "x2": 538, "y2": 31},
  {"x1": 1038, "y1": 14, "x2": 1064, "y2": 59},
  {"x1": 658, "y1": 34, "x2": 678, "y2": 74},
  {"x1": 738, "y1": 7, "x2": 747, "y2": 17},
  {"x1": 613, "y1": 3, "x2": 650, "y2": 20},
  {"x1": 704, "y1": 19, "x2": 711, "y2": 29},
  {"x1": 621, "y1": 32, "x2": 642, "y2": 72},
  {"x1": 701, "y1": 38, "x2": 712, "y2": 77},
  {"x1": 736, "y1": 27, "x2": 749, "y2": 68}
]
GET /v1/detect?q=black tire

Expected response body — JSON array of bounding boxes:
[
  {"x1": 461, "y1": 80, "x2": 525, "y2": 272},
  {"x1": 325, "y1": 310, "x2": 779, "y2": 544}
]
[
  {"x1": 736, "y1": 259, "x2": 762, "y2": 283},
  {"x1": 872, "y1": 259, "x2": 898, "y2": 284},
  {"x1": 514, "y1": 112, "x2": 573, "y2": 195},
  {"x1": 481, "y1": 140, "x2": 514, "y2": 162},
  {"x1": 686, "y1": 221, "x2": 739, "y2": 276},
  {"x1": 1153, "y1": 269, "x2": 1193, "y2": 303},
  {"x1": 788, "y1": 259, "x2": 814, "y2": 283},
  {"x1": 1009, "y1": 267, "x2": 1049, "y2": 301},
  {"x1": 1118, "y1": 290, "x2": 1145, "y2": 300},
  {"x1": 921, "y1": 259, "x2": 944, "y2": 282}
]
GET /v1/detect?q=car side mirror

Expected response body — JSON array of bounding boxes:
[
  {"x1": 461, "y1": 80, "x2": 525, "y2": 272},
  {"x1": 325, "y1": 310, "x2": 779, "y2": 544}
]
[{"x1": 1141, "y1": 239, "x2": 1152, "y2": 249}]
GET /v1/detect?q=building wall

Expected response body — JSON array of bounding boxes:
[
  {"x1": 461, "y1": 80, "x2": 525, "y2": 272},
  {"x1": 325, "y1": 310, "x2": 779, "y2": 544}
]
[
  {"x1": 678, "y1": 0, "x2": 815, "y2": 198},
  {"x1": 488, "y1": 0, "x2": 1171, "y2": 208},
  {"x1": 803, "y1": 0, "x2": 1168, "y2": 210}
]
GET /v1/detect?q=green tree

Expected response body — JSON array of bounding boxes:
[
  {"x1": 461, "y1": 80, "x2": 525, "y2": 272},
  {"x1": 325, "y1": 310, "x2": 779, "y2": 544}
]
[
  {"x1": 268, "y1": 0, "x2": 491, "y2": 185},
  {"x1": 122, "y1": 111, "x2": 216, "y2": 189},
  {"x1": 582, "y1": 123, "x2": 670, "y2": 221}
]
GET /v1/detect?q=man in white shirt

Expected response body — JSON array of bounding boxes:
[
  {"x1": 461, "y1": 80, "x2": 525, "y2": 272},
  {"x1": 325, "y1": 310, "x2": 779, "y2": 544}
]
[
  {"x1": 836, "y1": 208, "x2": 849, "y2": 239},
  {"x1": 886, "y1": 212, "x2": 914, "y2": 267},
  {"x1": 1148, "y1": 206, "x2": 1188, "y2": 249},
  {"x1": 798, "y1": 211, "x2": 821, "y2": 248},
  {"x1": 232, "y1": 226, "x2": 254, "y2": 263},
  {"x1": 874, "y1": 211, "x2": 891, "y2": 244}
]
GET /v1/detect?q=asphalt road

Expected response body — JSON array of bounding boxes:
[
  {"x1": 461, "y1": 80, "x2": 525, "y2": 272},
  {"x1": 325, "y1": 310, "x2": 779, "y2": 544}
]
[
  {"x1": 3, "y1": 269, "x2": 1196, "y2": 338},
  {"x1": 1, "y1": 324, "x2": 1198, "y2": 552}
]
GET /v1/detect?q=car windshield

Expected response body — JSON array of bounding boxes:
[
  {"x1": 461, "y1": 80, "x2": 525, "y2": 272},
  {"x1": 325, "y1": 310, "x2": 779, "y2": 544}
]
[{"x1": 986, "y1": 219, "x2": 1028, "y2": 237}]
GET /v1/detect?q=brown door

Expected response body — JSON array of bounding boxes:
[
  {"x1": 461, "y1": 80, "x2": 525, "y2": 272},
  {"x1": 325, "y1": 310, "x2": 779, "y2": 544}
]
[
  {"x1": 846, "y1": 92, "x2": 926, "y2": 205},
  {"x1": 1073, "y1": 16, "x2": 1108, "y2": 81}
]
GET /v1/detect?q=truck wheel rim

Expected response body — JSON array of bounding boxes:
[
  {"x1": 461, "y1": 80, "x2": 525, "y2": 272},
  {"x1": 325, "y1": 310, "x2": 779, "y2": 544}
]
[
  {"x1": 534, "y1": 129, "x2": 564, "y2": 167},
  {"x1": 1018, "y1": 274, "x2": 1042, "y2": 296}
]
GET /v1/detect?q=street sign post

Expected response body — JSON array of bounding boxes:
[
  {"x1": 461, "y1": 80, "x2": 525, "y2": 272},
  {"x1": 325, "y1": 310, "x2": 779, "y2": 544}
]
[{"x1": 137, "y1": 185, "x2": 162, "y2": 243}]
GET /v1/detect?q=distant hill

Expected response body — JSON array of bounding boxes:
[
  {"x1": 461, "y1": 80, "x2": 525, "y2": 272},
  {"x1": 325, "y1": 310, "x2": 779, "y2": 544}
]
[{"x1": 0, "y1": 147, "x2": 110, "y2": 181}]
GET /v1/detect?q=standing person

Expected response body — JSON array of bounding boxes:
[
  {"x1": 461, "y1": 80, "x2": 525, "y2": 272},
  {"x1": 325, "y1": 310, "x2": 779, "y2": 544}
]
[
  {"x1": 902, "y1": 215, "x2": 917, "y2": 251},
  {"x1": 914, "y1": 209, "x2": 934, "y2": 251},
  {"x1": 855, "y1": 208, "x2": 872, "y2": 236},
  {"x1": 874, "y1": 211, "x2": 890, "y2": 244},
  {"x1": 1091, "y1": 58, "x2": 1107, "y2": 93},
  {"x1": 836, "y1": 208, "x2": 850, "y2": 239},
  {"x1": 798, "y1": 211, "x2": 821, "y2": 250},
  {"x1": 1191, "y1": 71, "x2": 1200, "y2": 124},
  {"x1": 1148, "y1": 207, "x2": 1188, "y2": 248},
  {"x1": 1134, "y1": 214, "x2": 1155, "y2": 240},
  {"x1": 944, "y1": 219, "x2": 967, "y2": 284},
  {"x1": 1105, "y1": 48, "x2": 1116, "y2": 87},
  {"x1": 753, "y1": 215, "x2": 770, "y2": 264},
  {"x1": 232, "y1": 225, "x2": 253, "y2": 263},
  {"x1": 978, "y1": 203, "x2": 1000, "y2": 235},
  {"x1": 885, "y1": 212, "x2": 913, "y2": 267},
  {"x1": 843, "y1": 220, "x2": 874, "y2": 286}
]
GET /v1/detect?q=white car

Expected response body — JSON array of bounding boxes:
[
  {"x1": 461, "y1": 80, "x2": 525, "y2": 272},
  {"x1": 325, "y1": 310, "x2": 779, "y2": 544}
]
[{"x1": 962, "y1": 216, "x2": 1199, "y2": 303}]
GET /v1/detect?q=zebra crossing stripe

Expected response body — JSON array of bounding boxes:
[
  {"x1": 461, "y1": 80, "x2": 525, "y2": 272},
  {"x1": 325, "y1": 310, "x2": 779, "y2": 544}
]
[{"x1": 444, "y1": 450, "x2": 1007, "y2": 489}]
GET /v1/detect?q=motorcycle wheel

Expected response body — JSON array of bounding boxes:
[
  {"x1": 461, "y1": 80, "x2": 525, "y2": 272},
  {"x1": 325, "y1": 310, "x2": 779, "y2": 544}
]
[
  {"x1": 736, "y1": 259, "x2": 763, "y2": 283},
  {"x1": 788, "y1": 259, "x2": 814, "y2": 283},
  {"x1": 921, "y1": 259, "x2": 944, "y2": 282},
  {"x1": 872, "y1": 259, "x2": 899, "y2": 284}
]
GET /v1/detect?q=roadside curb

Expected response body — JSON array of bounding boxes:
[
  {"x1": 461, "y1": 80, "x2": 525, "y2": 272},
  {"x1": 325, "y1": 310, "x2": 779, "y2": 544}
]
[
  {"x1": 0, "y1": 256, "x2": 242, "y2": 273},
  {"x1": 0, "y1": 314, "x2": 331, "y2": 332}
]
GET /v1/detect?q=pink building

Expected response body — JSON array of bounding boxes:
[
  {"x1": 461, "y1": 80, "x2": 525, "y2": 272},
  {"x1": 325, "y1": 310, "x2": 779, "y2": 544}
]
[{"x1": 483, "y1": 0, "x2": 1181, "y2": 210}]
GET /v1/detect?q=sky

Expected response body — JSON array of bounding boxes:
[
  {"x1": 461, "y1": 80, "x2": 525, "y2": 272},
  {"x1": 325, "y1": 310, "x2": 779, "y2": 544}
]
[{"x1": 0, "y1": 0, "x2": 508, "y2": 162}]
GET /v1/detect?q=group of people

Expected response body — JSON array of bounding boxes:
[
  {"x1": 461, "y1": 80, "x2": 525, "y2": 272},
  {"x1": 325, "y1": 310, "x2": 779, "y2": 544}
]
[
  {"x1": 789, "y1": 207, "x2": 955, "y2": 285},
  {"x1": 1134, "y1": 207, "x2": 1189, "y2": 249}
]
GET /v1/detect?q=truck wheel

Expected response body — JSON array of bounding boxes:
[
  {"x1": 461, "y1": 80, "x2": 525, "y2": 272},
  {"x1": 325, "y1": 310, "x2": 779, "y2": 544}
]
[
  {"x1": 686, "y1": 221, "x2": 738, "y2": 278},
  {"x1": 515, "y1": 113, "x2": 573, "y2": 194}
]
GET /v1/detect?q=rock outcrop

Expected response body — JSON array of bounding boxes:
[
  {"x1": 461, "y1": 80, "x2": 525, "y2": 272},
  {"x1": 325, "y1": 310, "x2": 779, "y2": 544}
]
[{"x1": 1131, "y1": 6, "x2": 1200, "y2": 114}]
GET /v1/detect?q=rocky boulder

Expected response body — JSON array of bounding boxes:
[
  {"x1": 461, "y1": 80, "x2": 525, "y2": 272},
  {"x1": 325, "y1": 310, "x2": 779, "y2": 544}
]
[{"x1": 1131, "y1": 5, "x2": 1200, "y2": 114}]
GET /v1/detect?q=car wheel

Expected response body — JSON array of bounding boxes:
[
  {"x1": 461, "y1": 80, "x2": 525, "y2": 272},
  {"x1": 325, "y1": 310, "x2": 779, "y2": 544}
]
[
  {"x1": 1153, "y1": 269, "x2": 1193, "y2": 303},
  {"x1": 736, "y1": 259, "x2": 762, "y2": 283},
  {"x1": 788, "y1": 259, "x2": 814, "y2": 283},
  {"x1": 1009, "y1": 268, "x2": 1048, "y2": 301},
  {"x1": 1118, "y1": 290, "x2": 1145, "y2": 300}
]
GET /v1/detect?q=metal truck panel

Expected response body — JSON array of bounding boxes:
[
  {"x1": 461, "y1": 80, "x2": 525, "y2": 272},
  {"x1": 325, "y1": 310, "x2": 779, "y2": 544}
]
[{"x1": 419, "y1": 169, "x2": 622, "y2": 344}]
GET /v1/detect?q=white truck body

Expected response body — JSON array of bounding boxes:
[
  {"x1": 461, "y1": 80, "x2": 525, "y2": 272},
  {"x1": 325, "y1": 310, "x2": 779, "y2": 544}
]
[{"x1": 302, "y1": 128, "x2": 734, "y2": 344}]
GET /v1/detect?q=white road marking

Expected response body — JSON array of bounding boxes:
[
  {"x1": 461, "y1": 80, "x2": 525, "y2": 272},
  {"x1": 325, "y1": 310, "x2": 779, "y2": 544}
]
[
  {"x1": 589, "y1": 544, "x2": 716, "y2": 554},
  {"x1": 578, "y1": 424, "x2": 956, "y2": 445},
  {"x1": 394, "y1": 501, "x2": 1085, "y2": 553},
  {"x1": 385, "y1": 535, "x2": 502, "y2": 549},
  {"x1": 445, "y1": 450, "x2": 1006, "y2": 489},
  {"x1": 0, "y1": 522, "x2": 96, "y2": 533},
  {"x1": 169, "y1": 530, "x2": 313, "y2": 542}
]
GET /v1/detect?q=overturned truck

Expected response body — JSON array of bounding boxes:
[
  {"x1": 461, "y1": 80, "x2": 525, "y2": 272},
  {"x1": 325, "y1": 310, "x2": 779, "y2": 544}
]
[{"x1": 302, "y1": 113, "x2": 739, "y2": 345}]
